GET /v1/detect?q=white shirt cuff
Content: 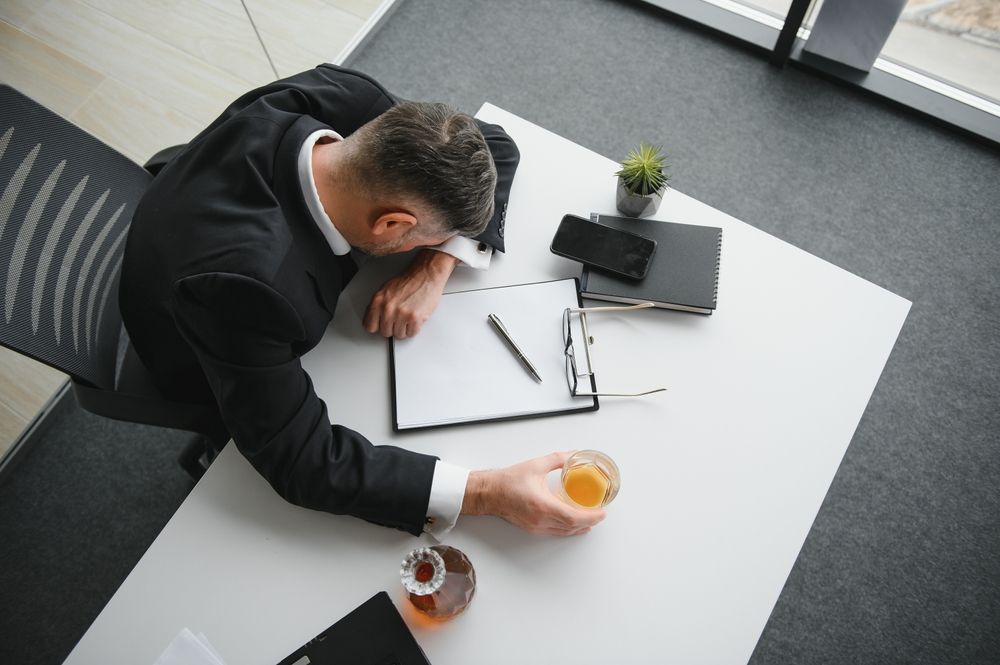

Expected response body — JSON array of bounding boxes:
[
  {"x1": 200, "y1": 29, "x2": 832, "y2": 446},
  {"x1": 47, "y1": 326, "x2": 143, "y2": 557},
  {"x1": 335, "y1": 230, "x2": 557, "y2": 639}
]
[
  {"x1": 429, "y1": 235, "x2": 493, "y2": 270},
  {"x1": 424, "y1": 459, "x2": 469, "y2": 539}
]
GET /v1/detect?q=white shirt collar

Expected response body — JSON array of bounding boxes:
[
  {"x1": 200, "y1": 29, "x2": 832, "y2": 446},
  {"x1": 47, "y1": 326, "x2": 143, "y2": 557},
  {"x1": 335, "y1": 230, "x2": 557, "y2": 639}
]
[{"x1": 298, "y1": 129, "x2": 351, "y2": 256}]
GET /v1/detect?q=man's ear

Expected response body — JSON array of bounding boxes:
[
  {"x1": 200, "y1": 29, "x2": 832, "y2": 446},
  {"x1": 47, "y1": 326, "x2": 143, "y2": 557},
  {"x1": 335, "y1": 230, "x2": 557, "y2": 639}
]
[{"x1": 371, "y1": 211, "x2": 417, "y2": 239}]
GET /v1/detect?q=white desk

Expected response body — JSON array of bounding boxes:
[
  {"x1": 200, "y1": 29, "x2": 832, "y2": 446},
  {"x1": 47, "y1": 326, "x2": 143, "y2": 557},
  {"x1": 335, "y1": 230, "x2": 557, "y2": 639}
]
[{"x1": 65, "y1": 105, "x2": 910, "y2": 665}]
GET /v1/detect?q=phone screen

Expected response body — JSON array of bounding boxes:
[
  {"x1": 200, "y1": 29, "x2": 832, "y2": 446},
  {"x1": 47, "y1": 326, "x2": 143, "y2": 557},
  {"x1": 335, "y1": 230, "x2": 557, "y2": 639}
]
[{"x1": 550, "y1": 214, "x2": 656, "y2": 279}]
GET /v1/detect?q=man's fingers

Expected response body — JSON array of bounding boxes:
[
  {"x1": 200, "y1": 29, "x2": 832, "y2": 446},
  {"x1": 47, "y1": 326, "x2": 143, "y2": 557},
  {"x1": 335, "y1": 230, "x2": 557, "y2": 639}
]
[
  {"x1": 558, "y1": 505, "x2": 605, "y2": 530},
  {"x1": 365, "y1": 304, "x2": 412, "y2": 338},
  {"x1": 378, "y1": 305, "x2": 396, "y2": 337},
  {"x1": 542, "y1": 450, "x2": 573, "y2": 472},
  {"x1": 366, "y1": 305, "x2": 420, "y2": 339},
  {"x1": 406, "y1": 317, "x2": 424, "y2": 337},
  {"x1": 363, "y1": 302, "x2": 379, "y2": 334},
  {"x1": 539, "y1": 490, "x2": 605, "y2": 529},
  {"x1": 535, "y1": 522, "x2": 595, "y2": 537},
  {"x1": 390, "y1": 311, "x2": 427, "y2": 340}
]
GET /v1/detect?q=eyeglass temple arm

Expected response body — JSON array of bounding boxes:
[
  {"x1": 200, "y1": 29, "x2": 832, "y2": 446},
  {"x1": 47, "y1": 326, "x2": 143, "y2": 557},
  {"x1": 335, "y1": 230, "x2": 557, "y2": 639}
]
[
  {"x1": 575, "y1": 387, "x2": 668, "y2": 397},
  {"x1": 569, "y1": 302, "x2": 655, "y2": 370},
  {"x1": 567, "y1": 302, "x2": 655, "y2": 315}
]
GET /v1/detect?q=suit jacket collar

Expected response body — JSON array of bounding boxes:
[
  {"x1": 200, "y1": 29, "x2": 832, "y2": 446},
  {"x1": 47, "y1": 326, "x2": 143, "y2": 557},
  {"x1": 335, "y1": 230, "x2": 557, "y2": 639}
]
[{"x1": 273, "y1": 114, "x2": 357, "y2": 313}]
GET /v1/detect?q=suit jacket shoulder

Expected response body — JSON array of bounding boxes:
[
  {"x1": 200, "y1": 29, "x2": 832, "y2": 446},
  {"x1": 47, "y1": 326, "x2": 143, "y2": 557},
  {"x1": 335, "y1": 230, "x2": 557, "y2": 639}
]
[{"x1": 195, "y1": 64, "x2": 396, "y2": 147}]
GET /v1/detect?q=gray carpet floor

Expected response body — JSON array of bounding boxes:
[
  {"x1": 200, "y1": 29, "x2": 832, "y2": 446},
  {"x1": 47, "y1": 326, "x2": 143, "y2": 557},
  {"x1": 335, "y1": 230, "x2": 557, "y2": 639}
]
[
  {"x1": 0, "y1": 402, "x2": 196, "y2": 665},
  {"x1": 1, "y1": 0, "x2": 998, "y2": 663}
]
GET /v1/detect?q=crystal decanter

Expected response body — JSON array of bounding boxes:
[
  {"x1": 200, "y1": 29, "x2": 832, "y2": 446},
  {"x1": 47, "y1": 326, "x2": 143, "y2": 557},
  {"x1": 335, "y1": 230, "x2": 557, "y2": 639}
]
[{"x1": 400, "y1": 545, "x2": 476, "y2": 620}]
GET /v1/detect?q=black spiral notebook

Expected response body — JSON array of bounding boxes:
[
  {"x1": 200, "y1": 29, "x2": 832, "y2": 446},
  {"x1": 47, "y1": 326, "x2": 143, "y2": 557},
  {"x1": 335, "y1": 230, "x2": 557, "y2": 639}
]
[{"x1": 580, "y1": 214, "x2": 722, "y2": 314}]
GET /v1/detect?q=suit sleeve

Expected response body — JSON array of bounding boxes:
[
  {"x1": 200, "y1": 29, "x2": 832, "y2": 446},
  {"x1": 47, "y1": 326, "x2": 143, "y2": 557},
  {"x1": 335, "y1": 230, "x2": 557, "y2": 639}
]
[
  {"x1": 171, "y1": 271, "x2": 437, "y2": 535},
  {"x1": 472, "y1": 121, "x2": 520, "y2": 253}
]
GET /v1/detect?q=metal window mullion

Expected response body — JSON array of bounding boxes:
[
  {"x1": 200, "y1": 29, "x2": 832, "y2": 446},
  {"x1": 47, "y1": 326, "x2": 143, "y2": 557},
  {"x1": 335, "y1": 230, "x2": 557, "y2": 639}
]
[{"x1": 770, "y1": 0, "x2": 814, "y2": 67}]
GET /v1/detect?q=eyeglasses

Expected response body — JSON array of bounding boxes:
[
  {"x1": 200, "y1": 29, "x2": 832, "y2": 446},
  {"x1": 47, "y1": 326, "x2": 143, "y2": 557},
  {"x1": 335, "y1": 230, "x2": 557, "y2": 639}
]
[{"x1": 562, "y1": 303, "x2": 668, "y2": 398}]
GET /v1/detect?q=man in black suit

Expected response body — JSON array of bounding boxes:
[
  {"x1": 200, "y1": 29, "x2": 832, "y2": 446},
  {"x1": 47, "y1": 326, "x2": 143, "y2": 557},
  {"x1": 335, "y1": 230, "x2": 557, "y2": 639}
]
[{"x1": 120, "y1": 65, "x2": 603, "y2": 538}]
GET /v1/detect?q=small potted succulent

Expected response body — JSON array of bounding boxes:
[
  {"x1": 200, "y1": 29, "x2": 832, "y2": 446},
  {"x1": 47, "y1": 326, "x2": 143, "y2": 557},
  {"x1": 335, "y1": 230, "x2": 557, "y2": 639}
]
[{"x1": 614, "y1": 143, "x2": 669, "y2": 218}]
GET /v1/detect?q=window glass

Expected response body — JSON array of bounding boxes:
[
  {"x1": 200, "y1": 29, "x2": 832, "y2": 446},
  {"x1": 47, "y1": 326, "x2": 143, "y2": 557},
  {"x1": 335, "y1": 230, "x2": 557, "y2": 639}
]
[
  {"x1": 881, "y1": 0, "x2": 1000, "y2": 104},
  {"x1": 734, "y1": 0, "x2": 794, "y2": 17}
]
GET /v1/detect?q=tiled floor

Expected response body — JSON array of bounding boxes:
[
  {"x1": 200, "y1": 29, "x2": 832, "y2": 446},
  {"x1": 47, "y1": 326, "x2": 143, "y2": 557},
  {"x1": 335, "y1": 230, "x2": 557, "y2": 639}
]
[{"x1": 0, "y1": 0, "x2": 384, "y2": 459}]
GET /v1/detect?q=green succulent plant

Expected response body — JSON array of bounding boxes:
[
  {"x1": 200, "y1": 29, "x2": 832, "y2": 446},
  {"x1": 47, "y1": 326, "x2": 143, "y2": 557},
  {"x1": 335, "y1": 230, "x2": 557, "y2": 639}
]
[{"x1": 615, "y1": 143, "x2": 669, "y2": 196}]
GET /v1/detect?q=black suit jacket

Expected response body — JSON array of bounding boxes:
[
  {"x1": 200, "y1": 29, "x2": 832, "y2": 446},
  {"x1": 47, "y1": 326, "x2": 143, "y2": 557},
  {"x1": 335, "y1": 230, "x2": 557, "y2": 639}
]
[{"x1": 119, "y1": 65, "x2": 519, "y2": 534}]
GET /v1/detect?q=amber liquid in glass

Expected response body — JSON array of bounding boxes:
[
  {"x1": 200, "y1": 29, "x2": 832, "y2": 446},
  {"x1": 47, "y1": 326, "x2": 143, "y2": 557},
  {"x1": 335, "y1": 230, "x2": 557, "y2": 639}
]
[
  {"x1": 561, "y1": 450, "x2": 620, "y2": 508},
  {"x1": 563, "y1": 463, "x2": 611, "y2": 508}
]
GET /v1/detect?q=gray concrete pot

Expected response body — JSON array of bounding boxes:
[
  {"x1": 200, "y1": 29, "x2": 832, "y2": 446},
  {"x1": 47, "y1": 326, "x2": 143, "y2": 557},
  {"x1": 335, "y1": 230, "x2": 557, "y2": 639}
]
[{"x1": 615, "y1": 177, "x2": 666, "y2": 218}]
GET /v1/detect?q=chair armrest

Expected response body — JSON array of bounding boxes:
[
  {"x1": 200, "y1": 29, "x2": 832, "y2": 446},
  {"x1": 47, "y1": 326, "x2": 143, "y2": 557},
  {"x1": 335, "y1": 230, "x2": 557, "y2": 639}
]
[{"x1": 144, "y1": 144, "x2": 186, "y2": 176}]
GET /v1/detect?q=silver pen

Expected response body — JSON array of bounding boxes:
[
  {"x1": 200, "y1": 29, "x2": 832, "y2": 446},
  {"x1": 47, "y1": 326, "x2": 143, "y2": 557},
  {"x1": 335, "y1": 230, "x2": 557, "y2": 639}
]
[{"x1": 487, "y1": 313, "x2": 543, "y2": 383}]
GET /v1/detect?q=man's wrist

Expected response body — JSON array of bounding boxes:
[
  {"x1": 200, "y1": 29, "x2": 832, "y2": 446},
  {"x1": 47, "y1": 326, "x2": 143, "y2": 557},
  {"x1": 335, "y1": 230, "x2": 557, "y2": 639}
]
[
  {"x1": 461, "y1": 469, "x2": 495, "y2": 516},
  {"x1": 417, "y1": 248, "x2": 460, "y2": 279}
]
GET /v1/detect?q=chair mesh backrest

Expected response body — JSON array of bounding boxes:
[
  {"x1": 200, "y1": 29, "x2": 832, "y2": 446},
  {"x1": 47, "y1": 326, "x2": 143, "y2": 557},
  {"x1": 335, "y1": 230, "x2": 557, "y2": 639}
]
[{"x1": 0, "y1": 86, "x2": 151, "y2": 389}]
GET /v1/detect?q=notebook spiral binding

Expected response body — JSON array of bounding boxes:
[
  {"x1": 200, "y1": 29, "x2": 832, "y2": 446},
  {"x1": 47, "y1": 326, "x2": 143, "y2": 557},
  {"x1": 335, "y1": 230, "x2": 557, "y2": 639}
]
[{"x1": 712, "y1": 230, "x2": 723, "y2": 308}]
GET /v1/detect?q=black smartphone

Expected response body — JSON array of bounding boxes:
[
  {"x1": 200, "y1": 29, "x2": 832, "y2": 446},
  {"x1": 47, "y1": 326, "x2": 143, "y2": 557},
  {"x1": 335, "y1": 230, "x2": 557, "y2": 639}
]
[{"x1": 550, "y1": 214, "x2": 656, "y2": 279}]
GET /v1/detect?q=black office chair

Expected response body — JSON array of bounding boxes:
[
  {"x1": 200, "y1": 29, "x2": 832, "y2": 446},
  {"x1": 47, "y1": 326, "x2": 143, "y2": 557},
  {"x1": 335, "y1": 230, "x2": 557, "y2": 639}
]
[{"x1": 0, "y1": 85, "x2": 226, "y2": 475}]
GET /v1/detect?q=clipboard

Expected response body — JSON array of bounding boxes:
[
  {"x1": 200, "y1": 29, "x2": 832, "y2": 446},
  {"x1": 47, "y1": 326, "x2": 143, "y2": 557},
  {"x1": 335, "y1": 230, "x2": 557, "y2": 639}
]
[{"x1": 390, "y1": 278, "x2": 599, "y2": 431}]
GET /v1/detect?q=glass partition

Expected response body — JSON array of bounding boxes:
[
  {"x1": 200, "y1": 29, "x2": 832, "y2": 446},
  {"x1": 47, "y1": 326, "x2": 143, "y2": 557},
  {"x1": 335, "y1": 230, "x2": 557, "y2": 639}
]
[{"x1": 640, "y1": 0, "x2": 999, "y2": 140}]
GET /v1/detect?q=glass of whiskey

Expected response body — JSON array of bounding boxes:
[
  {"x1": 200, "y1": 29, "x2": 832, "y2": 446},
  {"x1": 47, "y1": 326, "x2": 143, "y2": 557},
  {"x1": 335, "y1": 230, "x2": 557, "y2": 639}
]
[{"x1": 560, "y1": 449, "x2": 620, "y2": 508}]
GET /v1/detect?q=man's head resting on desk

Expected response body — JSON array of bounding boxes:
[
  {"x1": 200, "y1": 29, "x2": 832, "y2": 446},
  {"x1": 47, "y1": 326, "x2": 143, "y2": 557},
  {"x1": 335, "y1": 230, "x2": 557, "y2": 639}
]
[{"x1": 313, "y1": 101, "x2": 497, "y2": 256}]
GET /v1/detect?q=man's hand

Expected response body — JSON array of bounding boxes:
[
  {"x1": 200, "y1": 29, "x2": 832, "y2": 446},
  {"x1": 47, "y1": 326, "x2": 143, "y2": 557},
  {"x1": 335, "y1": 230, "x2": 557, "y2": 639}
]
[
  {"x1": 461, "y1": 451, "x2": 606, "y2": 536},
  {"x1": 364, "y1": 250, "x2": 459, "y2": 339}
]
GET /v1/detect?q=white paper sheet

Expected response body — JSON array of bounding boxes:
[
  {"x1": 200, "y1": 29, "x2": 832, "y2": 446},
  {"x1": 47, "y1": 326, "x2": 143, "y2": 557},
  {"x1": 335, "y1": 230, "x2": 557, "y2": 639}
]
[
  {"x1": 391, "y1": 278, "x2": 594, "y2": 429},
  {"x1": 153, "y1": 628, "x2": 226, "y2": 665}
]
